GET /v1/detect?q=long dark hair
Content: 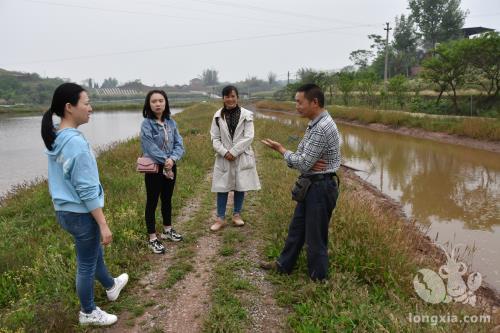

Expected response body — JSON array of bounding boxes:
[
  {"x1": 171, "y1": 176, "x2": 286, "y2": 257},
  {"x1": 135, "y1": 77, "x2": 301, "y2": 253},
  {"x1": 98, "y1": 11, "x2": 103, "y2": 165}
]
[
  {"x1": 41, "y1": 83, "x2": 85, "y2": 150},
  {"x1": 143, "y1": 90, "x2": 170, "y2": 120}
]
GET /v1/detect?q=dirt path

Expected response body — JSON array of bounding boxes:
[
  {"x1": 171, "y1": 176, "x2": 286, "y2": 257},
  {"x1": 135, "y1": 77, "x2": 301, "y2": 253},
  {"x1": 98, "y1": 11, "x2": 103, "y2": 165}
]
[
  {"x1": 143, "y1": 230, "x2": 220, "y2": 333},
  {"x1": 100, "y1": 171, "x2": 289, "y2": 333},
  {"x1": 234, "y1": 192, "x2": 289, "y2": 333},
  {"x1": 101, "y1": 173, "x2": 222, "y2": 333}
]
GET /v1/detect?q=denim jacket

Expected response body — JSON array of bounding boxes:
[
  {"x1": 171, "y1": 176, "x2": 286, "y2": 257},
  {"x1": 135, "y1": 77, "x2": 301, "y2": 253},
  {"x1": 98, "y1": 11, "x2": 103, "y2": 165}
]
[{"x1": 140, "y1": 117, "x2": 184, "y2": 164}]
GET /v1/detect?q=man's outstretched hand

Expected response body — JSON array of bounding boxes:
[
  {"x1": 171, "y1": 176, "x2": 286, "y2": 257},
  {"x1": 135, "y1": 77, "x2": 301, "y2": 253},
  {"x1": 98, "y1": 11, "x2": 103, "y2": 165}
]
[{"x1": 261, "y1": 139, "x2": 287, "y2": 155}]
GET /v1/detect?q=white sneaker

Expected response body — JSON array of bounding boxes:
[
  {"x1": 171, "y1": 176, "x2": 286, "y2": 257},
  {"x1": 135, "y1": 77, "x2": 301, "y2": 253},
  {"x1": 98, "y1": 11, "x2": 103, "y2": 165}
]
[
  {"x1": 79, "y1": 306, "x2": 117, "y2": 326},
  {"x1": 106, "y1": 273, "x2": 129, "y2": 301}
]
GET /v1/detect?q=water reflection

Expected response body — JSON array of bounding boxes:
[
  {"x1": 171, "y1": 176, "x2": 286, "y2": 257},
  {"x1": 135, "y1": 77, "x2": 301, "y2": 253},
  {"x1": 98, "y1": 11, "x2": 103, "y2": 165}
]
[
  {"x1": 0, "y1": 109, "x2": 182, "y2": 196},
  {"x1": 255, "y1": 108, "x2": 500, "y2": 290},
  {"x1": 341, "y1": 124, "x2": 500, "y2": 231}
]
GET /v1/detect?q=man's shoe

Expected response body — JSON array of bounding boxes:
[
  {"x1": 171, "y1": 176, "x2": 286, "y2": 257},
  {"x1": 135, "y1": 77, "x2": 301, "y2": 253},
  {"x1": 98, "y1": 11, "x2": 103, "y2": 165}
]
[
  {"x1": 161, "y1": 228, "x2": 183, "y2": 242},
  {"x1": 259, "y1": 260, "x2": 278, "y2": 271},
  {"x1": 232, "y1": 214, "x2": 245, "y2": 227},
  {"x1": 210, "y1": 218, "x2": 226, "y2": 231},
  {"x1": 79, "y1": 307, "x2": 117, "y2": 326},
  {"x1": 148, "y1": 239, "x2": 166, "y2": 254},
  {"x1": 106, "y1": 273, "x2": 129, "y2": 301}
]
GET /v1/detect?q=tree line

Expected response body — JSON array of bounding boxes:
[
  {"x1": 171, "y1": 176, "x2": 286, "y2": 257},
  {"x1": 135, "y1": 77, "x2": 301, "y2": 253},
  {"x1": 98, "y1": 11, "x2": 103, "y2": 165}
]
[{"x1": 274, "y1": 0, "x2": 499, "y2": 117}]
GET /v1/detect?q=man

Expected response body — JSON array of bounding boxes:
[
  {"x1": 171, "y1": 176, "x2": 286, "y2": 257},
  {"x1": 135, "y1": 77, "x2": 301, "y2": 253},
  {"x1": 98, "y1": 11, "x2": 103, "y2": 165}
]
[{"x1": 261, "y1": 83, "x2": 340, "y2": 281}]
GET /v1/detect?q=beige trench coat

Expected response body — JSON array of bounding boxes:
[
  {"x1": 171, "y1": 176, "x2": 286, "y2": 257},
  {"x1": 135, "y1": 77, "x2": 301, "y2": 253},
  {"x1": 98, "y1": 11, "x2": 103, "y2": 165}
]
[{"x1": 210, "y1": 107, "x2": 261, "y2": 193}]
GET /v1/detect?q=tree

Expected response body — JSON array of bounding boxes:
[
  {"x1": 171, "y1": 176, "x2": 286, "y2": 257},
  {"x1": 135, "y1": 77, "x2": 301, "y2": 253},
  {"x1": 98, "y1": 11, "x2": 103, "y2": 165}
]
[
  {"x1": 101, "y1": 77, "x2": 118, "y2": 88},
  {"x1": 357, "y1": 70, "x2": 379, "y2": 107},
  {"x1": 200, "y1": 68, "x2": 219, "y2": 86},
  {"x1": 367, "y1": 34, "x2": 396, "y2": 79},
  {"x1": 267, "y1": 71, "x2": 277, "y2": 86},
  {"x1": 409, "y1": 0, "x2": 467, "y2": 49},
  {"x1": 421, "y1": 40, "x2": 469, "y2": 112},
  {"x1": 349, "y1": 49, "x2": 374, "y2": 69},
  {"x1": 392, "y1": 14, "x2": 420, "y2": 76},
  {"x1": 466, "y1": 32, "x2": 500, "y2": 101},
  {"x1": 388, "y1": 74, "x2": 409, "y2": 108},
  {"x1": 336, "y1": 70, "x2": 356, "y2": 106},
  {"x1": 296, "y1": 67, "x2": 316, "y2": 82}
]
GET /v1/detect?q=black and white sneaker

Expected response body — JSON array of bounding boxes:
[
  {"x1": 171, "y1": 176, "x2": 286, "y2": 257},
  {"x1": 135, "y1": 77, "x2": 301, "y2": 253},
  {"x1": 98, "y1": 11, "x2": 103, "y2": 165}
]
[
  {"x1": 148, "y1": 239, "x2": 165, "y2": 254},
  {"x1": 160, "y1": 228, "x2": 183, "y2": 242}
]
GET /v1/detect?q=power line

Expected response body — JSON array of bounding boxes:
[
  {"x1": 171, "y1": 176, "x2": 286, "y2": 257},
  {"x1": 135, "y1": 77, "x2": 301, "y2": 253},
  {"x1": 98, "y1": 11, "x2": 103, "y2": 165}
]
[
  {"x1": 125, "y1": 0, "x2": 324, "y2": 30},
  {"x1": 187, "y1": 0, "x2": 370, "y2": 26},
  {"x1": 2, "y1": 24, "x2": 382, "y2": 67},
  {"x1": 21, "y1": 0, "x2": 206, "y2": 22}
]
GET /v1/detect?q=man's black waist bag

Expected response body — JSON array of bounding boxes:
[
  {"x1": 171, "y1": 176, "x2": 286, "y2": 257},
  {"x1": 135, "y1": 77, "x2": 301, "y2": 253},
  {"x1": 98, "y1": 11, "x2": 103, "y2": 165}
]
[{"x1": 291, "y1": 177, "x2": 312, "y2": 202}]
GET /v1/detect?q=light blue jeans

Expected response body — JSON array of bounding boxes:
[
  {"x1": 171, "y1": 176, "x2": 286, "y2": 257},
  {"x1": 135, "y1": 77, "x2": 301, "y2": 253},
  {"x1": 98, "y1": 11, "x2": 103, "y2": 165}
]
[
  {"x1": 56, "y1": 211, "x2": 115, "y2": 313},
  {"x1": 217, "y1": 191, "x2": 245, "y2": 218}
]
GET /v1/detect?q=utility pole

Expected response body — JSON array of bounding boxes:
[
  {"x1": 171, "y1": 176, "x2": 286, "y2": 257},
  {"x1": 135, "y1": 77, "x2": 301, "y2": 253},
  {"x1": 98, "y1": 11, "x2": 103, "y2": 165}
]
[
  {"x1": 287, "y1": 71, "x2": 290, "y2": 85},
  {"x1": 384, "y1": 22, "x2": 392, "y2": 88}
]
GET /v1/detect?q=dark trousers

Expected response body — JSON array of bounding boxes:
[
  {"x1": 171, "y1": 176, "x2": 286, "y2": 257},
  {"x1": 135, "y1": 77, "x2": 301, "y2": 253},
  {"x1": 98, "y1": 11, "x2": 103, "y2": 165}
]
[
  {"x1": 144, "y1": 164, "x2": 176, "y2": 234},
  {"x1": 277, "y1": 177, "x2": 339, "y2": 280}
]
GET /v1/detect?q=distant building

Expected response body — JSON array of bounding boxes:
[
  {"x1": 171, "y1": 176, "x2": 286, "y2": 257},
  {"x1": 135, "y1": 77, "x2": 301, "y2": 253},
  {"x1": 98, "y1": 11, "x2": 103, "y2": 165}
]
[
  {"x1": 461, "y1": 27, "x2": 495, "y2": 39},
  {"x1": 189, "y1": 78, "x2": 203, "y2": 89}
]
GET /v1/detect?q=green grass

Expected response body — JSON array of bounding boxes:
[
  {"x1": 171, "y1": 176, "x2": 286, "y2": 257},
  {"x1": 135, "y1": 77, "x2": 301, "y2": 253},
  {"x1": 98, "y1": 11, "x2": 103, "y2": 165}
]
[
  {"x1": 0, "y1": 101, "x2": 495, "y2": 332},
  {"x1": 0, "y1": 102, "x2": 218, "y2": 331},
  {"x1": 255, "y1": 100, "x2": 500, "y2": 141},
  {"x1": 251, "y1": 117, "x2": 495, "y2": 332},
  {"x1": 203, "y1": 206, "x2": 258, "y2": 332}
]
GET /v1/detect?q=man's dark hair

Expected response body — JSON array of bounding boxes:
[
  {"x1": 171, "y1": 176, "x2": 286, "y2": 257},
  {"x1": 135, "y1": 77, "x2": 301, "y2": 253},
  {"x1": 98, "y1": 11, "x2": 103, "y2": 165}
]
[{"x1": 296, "y1": 83, "x2": 324, "y2": 108}]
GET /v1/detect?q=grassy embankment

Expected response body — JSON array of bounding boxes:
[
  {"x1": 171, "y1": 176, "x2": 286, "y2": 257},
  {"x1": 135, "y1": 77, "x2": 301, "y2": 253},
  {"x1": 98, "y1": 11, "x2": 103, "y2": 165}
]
[
  {"x1": 255, "y1": 100, "x2": 500, "y2": 141},
  {"x1": 0, "y1": 103, "x2": 216, "y2": 332},
  {"x1": 0, "y1": 102, "x2": 495, "y2": 332},
  {"x1": 202, "y1": 106, "x2": 495, "y2": 331}
]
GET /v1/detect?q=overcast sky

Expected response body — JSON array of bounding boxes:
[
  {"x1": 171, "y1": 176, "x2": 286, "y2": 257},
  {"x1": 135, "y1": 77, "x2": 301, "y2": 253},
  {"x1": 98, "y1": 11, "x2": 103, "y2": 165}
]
[{"x1": 0, "y1": 0, "x2": 498, "y2": 86}]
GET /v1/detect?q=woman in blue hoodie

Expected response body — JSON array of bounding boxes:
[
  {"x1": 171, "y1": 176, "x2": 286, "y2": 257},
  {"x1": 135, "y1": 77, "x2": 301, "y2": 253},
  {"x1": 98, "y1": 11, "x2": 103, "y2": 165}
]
[
  {"x1": 41, "y1": 83, "x2": 128, "y2": 326},
  {"x1": 140, "y1": 90, "x2": 185, "y2": 254}
]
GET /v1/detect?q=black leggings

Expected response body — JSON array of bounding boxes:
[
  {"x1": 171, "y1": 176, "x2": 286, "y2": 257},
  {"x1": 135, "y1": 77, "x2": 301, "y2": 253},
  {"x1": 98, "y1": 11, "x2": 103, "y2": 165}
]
[{"x1": 144, "y1": 165, "x2": 176, "y2": 234}]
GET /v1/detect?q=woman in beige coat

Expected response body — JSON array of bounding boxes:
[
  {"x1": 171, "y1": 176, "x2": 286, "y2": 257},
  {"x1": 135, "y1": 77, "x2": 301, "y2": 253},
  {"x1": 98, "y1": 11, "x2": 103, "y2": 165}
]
[{"x1": 210, "y1": 85, "x2": 261, "y2": 231}]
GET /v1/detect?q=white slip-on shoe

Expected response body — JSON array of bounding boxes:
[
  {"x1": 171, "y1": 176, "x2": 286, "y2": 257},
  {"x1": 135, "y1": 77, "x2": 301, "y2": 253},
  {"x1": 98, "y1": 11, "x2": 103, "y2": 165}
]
[
  {"x1": 79, "y1": 306, "x2": 118, "y2": 326},
  {"x1": 106, "y1": 273, "x2": 129, "y2": 301}
]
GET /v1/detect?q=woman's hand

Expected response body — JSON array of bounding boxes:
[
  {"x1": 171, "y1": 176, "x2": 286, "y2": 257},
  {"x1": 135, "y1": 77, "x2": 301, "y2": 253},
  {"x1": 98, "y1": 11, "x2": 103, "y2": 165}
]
[
  {"x1": 99, "y1": 224, "x2": 113, "y2": 246},
  {"x1": 224, "y1": 152, "x2": 236, "y2": 161},
  {"x1": 90, "y1": 208, "x2": 113, "y2": 246},
  {"x1": 165, "y1": 158, "x2": 175, "y2": 170}
]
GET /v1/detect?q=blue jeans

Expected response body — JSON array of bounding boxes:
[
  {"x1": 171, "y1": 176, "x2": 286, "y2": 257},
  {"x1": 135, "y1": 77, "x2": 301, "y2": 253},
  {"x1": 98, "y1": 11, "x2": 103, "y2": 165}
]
[
  {"x1": 277, "y1": 177, "x2": 339, "y2": 280},
  {"x1": 56, "y1": 211, "x2": 115, "y2": 313},
  {"x1": 217, "y1": 191, "x2": 245, "y2": 218}
]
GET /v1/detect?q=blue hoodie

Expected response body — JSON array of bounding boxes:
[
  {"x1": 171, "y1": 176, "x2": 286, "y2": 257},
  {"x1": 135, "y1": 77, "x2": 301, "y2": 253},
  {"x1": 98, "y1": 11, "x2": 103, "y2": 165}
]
[{"x1": 46, "y1": 128, "x2": 104, "y2": 213}]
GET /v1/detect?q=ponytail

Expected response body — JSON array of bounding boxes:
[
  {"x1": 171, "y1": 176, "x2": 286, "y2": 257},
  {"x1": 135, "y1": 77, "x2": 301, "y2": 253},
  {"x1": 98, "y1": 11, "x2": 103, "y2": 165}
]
[
  {"x1": 41, "y1": 109, "x2": 56, "y2": 150},
  {"x1": 40, "y1": 83, "x2": 85, "y2": 151}
]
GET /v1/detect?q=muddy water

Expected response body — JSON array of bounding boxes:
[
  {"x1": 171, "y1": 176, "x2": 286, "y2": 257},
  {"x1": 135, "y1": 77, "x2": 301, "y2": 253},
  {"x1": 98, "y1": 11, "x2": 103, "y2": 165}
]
[
  {"x1": 255, "y1": 109, "x2": 500, "y2": 291},
  {"x1": 0, "y1": 109, "x2": 182, "y2": 197}
]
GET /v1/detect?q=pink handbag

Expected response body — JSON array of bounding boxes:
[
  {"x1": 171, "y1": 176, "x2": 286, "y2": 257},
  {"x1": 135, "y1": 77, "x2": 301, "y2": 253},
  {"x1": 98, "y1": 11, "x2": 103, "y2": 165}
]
[{"x1": 136, "y1": 156, "x2": 159, "y2": 173}]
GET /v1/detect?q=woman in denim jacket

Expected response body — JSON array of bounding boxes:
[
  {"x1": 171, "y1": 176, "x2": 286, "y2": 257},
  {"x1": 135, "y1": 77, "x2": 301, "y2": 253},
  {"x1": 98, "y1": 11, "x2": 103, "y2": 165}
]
[
  {"x1": 41, "y1": 83, "x2": 128, "y2": 326},
  {"x1": 140, "y1": 90, "x2": 185, "y2": 254}
]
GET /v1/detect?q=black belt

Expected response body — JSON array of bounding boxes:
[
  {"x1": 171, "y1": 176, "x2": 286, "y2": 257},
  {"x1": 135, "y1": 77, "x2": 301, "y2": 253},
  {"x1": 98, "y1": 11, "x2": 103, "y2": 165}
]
[{"x1": 304, "y1": 173, "x2": 337, "y2": 182}]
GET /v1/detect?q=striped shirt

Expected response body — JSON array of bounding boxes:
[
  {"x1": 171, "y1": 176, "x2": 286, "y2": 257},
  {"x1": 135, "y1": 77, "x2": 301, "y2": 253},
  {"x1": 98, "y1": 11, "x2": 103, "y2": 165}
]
[{"x1": 283, "y1": 110, "x2": 341, "y2": 176}]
